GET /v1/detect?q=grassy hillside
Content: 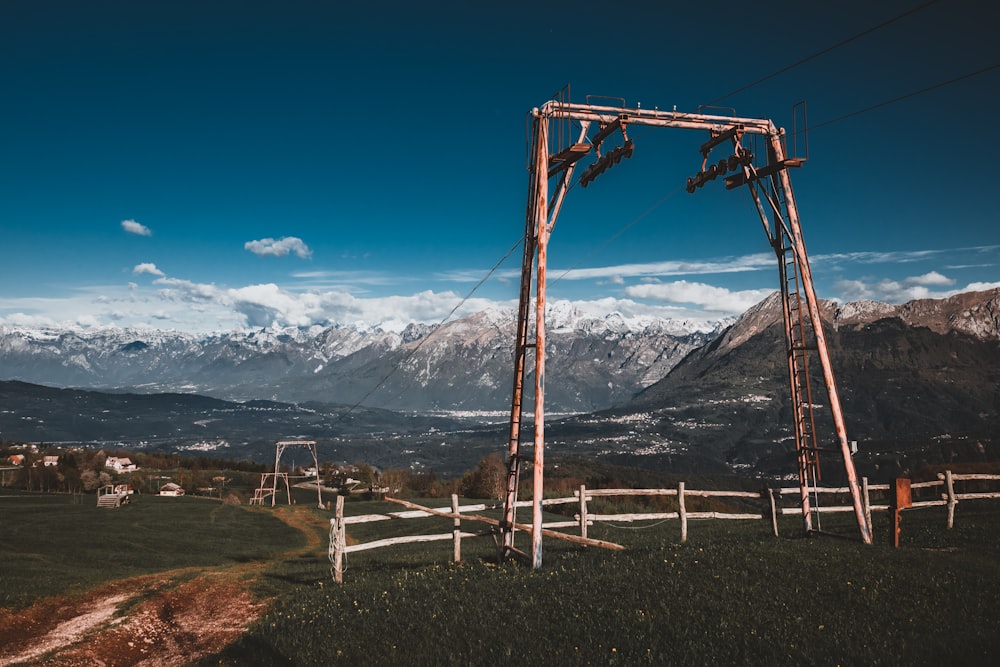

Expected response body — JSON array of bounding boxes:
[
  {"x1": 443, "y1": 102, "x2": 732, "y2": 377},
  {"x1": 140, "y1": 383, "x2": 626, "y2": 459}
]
[
  {"x1": 216, "y1": 500, "x2": 999, "y2": 665},
  {"x1": 2, "y1": 489, "x2": 998, "y2": 664},
  {"x1": 0, "y1": 491, "x2": 304, "y2": 608}
]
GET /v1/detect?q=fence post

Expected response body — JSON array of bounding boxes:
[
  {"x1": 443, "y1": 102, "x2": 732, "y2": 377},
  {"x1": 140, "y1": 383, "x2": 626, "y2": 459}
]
[
  {"x1": 678, "y1": 481, "x2": 687, "y2": 543},
  {"x1": 767, "y1": 487, "x2": 779, "y2": 537},
  {"x1": 333, "y1": 495, "x2": 345, "y2": 584},
  {"x1": 578, "y1": 484, "x2": 588, "y2": 540},
  {"x1": 452, "y1": 493, "x2": 462, "y2": 563},
  {"x1": 862, "y1": 477, "x2": 874, "y2": 541},
  {"x1": 944, "y1": 470, "x2": 957, "y2": 529},
  {"x1": 890, "y1": 478, "x2": 912, "y2": 548}
]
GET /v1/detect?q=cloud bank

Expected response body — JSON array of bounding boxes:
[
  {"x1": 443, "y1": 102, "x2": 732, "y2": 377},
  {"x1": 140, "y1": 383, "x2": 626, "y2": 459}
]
[
  {"x1": 625, "y1": 280, "x2": 774, "y2": 314},
  {"x1": 3, "y1": 246, "x2": 997, "y2": 334}
]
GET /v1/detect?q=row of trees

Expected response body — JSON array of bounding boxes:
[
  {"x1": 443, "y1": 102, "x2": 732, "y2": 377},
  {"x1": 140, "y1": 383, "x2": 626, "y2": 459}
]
[{"x1": 347, "y1": 454, "x2": 508, "y2": 500}]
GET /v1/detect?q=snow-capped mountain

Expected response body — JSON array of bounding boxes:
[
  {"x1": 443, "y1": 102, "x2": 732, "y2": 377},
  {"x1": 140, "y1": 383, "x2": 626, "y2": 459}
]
[{"x1": 0, "y1": 302, "x2": 725, "y2": 413}]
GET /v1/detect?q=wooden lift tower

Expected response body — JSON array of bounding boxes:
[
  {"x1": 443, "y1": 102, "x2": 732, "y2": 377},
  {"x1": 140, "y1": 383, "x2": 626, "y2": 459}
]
[
  {"x1": 250, "y1": 439, "x2": 324, "y2": 509},
  {"x1": 502, "y1": 94, "x2": 872, "y2": 568}
]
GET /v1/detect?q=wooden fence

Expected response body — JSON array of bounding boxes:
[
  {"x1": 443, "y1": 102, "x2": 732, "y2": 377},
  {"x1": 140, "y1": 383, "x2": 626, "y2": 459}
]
[{"x1": 328, "y1": 471, "x2": 1000, "y2": 582}]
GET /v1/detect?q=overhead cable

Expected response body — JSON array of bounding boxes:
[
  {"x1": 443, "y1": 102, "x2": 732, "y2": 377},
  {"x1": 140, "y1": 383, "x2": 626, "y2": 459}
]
[
  {"x1": 704, "y1": 0, "x2": 941, "y2": 106},
  {"x1": 807, "y1": 63, "x2": 1000, "y2": 131},
  {"x1": 339, "y1": 235, "x2": 524, "y2": 417}
]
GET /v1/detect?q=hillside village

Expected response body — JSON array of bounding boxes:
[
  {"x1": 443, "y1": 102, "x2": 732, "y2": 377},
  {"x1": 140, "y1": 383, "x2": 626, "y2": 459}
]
[{"x1": 0, "y1": 441, "x2": 509, "y2": 502}]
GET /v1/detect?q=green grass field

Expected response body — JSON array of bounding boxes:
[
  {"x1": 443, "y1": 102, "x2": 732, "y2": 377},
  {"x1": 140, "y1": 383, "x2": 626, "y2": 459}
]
[
  {"x1": 3, "y1": 489, "x2": 998, "y2": 665},
  {"x1": 217, "y1": 498, "x2": 1000, "y2": 666},
  {"x1": 0, "y1": 490, "x2": 304, "y2": 608}
]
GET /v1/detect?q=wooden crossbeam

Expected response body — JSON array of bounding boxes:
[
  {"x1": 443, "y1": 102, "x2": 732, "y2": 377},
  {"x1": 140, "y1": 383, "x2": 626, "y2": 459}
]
[{"x1": 385, "y1": 496, "x2": 624, "y2": 551}]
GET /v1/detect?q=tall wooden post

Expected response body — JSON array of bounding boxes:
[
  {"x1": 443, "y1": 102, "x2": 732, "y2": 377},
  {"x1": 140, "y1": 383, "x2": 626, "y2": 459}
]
[
  {"x1": 530, "y1": 113, "x2": 550, "y2": 570},
  {"x1": 332, "y1": 495, "x2": 345, "y2": 583},
  {"x1": 768, "y1": 131, "x2": 872, "y2": 545}
]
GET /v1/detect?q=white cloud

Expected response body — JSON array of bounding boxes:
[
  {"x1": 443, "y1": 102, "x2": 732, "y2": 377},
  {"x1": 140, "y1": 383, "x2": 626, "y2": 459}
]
[
  {"x1": 121, "y1": 219, "x2": 152, "y2": 236},
  {"x1": 833, "y1": 271, "x2": 997, "y2": 304},
  {"x1": 153, "y1": 276, "x2": 223, "y2": 302},
  {"x1": 133, "y1": 262, "x2": 165, "y2": 277},
  {"x1": 907, "y1": 271, "x2": 954, "y2": 286},
  {"x1": 964, "y1": 281, "x2": 1000, "y2": 292},
  {"x1": 558, "y1": 254, "x2": 775, "y2": 281},
  {"x1": 244, "y1": 236, "x2": 313, "y2": 259},
  {"x1": 624, "y1": 280, "x2": 774, "y2": 315},
  {"x1": 434, "y1": 253, "x2": 775, "y2": 285}
]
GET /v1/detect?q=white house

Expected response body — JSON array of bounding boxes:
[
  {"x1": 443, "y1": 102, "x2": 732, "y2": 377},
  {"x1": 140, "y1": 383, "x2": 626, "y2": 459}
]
[
  {"x1": 105, "y1": 456, "x2": 138, "y2": 472},
  {"x1": 158, "y1": 482, "x2": 185, "y2": 497}
]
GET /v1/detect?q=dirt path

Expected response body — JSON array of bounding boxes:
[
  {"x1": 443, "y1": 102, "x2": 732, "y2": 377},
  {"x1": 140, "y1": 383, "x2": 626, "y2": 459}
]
[{"x1": 0, "y1": 506, "x2": 328, "y2": 666}]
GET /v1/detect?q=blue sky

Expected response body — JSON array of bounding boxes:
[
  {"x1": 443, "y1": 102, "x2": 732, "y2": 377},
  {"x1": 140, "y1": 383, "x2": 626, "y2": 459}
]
[{"x1": 1, "y1": 0, "x2": 997, "y2": 333}]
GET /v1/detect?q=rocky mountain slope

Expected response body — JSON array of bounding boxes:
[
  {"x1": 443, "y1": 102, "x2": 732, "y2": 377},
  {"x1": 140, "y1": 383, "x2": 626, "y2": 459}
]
[{"x1": 565, "y1": 288, "x2": 1000, "y2": 479}]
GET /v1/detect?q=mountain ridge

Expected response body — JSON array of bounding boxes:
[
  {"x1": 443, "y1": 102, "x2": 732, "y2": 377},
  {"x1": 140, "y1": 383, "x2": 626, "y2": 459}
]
[{"x1": 0, "y1": 301, "x2": 727, "y2": 413}]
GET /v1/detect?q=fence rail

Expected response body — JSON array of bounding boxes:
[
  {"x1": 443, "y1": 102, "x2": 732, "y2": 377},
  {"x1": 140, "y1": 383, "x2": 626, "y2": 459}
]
[{"x1": 328, "y1": 471, "x2": 1000, "y2": 582}]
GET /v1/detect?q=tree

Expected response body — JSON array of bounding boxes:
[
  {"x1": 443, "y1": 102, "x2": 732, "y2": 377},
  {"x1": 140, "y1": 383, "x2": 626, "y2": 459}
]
[
  {"x1": 80, "y1": 469, "x2": 100, "y2": 492},
  {"x1": 464, "y1": 454, "x2": 506, "y2": 500},
  {"x1": 380, "y1": 468, "x2": 410, "y2": 496}
]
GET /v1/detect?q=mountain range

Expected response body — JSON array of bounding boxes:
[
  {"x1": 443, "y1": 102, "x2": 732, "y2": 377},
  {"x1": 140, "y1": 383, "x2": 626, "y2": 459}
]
[
  {"x1": 0, "y1": 302, "x2": 723, "y2": 414},
  {"x1": 2, "y1": 289, "x2": 998, "y2": 478}
]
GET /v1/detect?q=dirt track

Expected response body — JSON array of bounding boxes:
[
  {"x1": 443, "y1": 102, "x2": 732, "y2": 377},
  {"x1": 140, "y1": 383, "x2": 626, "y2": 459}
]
[{"x1": 0, "y1": 506, "x2": 327, "y2": 666}]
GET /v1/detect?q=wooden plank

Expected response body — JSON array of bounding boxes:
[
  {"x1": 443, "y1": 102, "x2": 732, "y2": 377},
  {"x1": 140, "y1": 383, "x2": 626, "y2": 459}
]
[
  {"x1": 589, "y1": 512, "x2": 679, "y2": 522},
  {"x1": 344, "y1": 502, "x2": 492, "y2": 524},
  {"x1": 777, "y1": 485, "x2": 855, "y2": 494},
  {"x1": 345, "y1": 532, "x2": 478, "y2": 554},
  {"x1": 910, "y1": 500, "x2": 947, "y2": 508},
  {"x1": 779, "y1": 505, "x2": 861, "y2": 515},
  {"x1": 548, "y1": 143, "x2": 590, "y2": 165},
  {"x1": 385, "y1": 497, "x2": 625, "y2": 551},
  {"x1": 949, "y1": 473, "x2": 1000, "y2": 481},
  {"x1": 344, "y1": 511, "x2": 431, "y2": 524},
  {"x1": 511, "y1": 497, "x2": 577, "y2": 507},
  {"x1": 583, "y1": 488, "x2": 677, "y2": 497},
  {"x1": 587, "y1": 511, "x2": 759, "y2": 522},
  {"x1": 683, "y1": 489, "x2": 762, "y2": 499}
]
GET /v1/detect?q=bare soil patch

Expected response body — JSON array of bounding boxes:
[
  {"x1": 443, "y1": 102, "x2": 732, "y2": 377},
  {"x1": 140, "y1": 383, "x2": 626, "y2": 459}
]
[{"x1": 0, "y1": 506, "x2": 325, "y2": 666}]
